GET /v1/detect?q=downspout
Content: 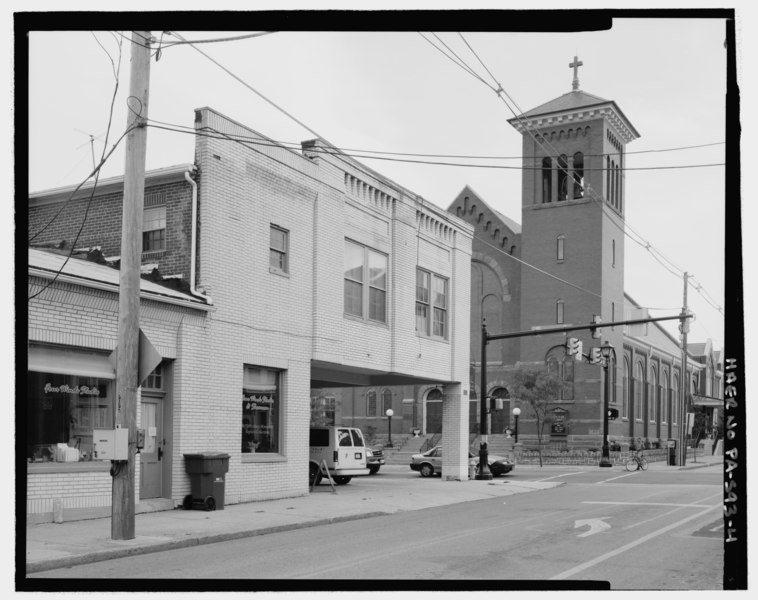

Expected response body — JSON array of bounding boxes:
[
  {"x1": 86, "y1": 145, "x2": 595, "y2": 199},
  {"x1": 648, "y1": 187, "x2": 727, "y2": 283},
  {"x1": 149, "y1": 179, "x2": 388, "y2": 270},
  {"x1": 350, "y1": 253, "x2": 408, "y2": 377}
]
[{"x1": 185, "y1": 167, "x2": 213, "y2": 304}]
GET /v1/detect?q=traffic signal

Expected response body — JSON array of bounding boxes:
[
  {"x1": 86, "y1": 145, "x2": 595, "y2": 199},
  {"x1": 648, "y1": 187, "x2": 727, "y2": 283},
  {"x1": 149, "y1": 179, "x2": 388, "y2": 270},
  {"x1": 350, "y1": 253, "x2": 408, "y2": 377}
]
[
  {"x1": 590, "y1": 315, "x2": 602, "y2": 339},
  {"x1": 567, "y1": 337, "x2": 581, "y2": 356},
  {"x1": 608, "y1": 408, "x2": 619, "y2": 420},
  {"x1": 574, "y1": 339, "x2": 583, "y2": 361},
  {"x1": 590, "y1": 347, "x2": 602, "y2": 364}
]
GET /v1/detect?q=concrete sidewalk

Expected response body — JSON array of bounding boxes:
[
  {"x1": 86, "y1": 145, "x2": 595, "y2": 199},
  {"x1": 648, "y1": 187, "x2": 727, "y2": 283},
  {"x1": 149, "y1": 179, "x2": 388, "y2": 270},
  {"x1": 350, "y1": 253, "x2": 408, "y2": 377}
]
[
  {"x1": 24, "y1": 468, "x2": 561, "y2": 574},
  {"x1": 23, "y1": 455, "x2": 722, "y2": 575}
]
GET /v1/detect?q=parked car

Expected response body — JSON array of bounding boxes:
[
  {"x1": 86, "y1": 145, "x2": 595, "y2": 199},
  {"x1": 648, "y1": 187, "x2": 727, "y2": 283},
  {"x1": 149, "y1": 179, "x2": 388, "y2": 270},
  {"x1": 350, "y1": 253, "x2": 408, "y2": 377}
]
[
  {"x1": 410, "y1": 445, "x2": 514, "y2": 477},
  {"x1": 365, "y1": 445, "x2": 385, "y2": 475}
]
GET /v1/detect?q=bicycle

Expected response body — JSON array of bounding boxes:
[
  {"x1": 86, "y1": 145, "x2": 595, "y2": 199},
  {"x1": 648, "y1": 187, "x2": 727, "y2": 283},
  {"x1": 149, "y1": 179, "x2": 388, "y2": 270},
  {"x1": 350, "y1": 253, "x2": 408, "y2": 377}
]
[{"x1": 625, "y1": 453, "x2": 648, "y2": 471}]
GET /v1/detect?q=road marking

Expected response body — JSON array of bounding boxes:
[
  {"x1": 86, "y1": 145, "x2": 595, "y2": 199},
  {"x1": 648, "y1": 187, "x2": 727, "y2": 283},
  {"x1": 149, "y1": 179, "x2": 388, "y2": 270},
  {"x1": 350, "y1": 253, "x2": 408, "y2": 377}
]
[
  {"x1": 583, "y1": 501, "x2": 713, "y2": 508},
  {"x1": 575, "y1": 517, "x2": 612, "y2": 537},
  {"x1": 532, "y1": 472, "x2": 584, "y2": 482},
  {"x1": 597, "y1": 472, "x2": 639, "y2": 484},
  {"x1": 550, "y1": 502, "x2": 720, "y2": 580}
]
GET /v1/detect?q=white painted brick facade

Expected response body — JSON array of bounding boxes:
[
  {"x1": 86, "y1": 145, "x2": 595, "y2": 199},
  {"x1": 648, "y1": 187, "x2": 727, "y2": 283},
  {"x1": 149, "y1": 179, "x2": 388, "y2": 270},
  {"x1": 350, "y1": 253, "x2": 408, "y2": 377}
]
[
  {"x1": 25, "y1": 107, "x2": 473, "y2": 519},
  {"x1": 193, "y1": 108, "x2": 473, "y2": 500}
]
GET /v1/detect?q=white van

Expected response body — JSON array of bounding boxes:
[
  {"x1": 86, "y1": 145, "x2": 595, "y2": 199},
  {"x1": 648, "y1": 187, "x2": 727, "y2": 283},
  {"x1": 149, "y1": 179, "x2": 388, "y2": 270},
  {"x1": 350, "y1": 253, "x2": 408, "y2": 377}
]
[{"x1": 309, "y1": 426, "x2": 369, "y2": 485}]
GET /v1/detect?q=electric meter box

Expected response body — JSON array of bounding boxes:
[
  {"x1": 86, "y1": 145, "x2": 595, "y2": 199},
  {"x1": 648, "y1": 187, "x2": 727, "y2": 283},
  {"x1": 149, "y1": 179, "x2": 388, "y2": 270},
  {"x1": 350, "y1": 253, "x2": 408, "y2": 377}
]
[{"x1": 93, "y1": 428, "x2": 129, "y2": 460}]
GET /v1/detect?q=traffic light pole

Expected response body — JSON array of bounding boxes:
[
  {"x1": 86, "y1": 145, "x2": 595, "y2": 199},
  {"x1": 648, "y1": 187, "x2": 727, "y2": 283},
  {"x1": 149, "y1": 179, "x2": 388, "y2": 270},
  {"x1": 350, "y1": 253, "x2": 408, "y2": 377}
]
[
  {"x1": 479, "y1": 312, "x2": 691, "y2": 469},
  {"x1": 476, "y1": 320, "x2": 493, "y2": 480}
]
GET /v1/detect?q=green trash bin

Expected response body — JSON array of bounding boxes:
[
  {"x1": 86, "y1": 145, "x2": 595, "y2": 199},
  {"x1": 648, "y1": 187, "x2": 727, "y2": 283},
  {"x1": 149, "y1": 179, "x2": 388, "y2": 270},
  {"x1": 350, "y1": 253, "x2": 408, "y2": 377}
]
[{"x1": 183, "y1": 452, "x2": 230, "y2": 511}]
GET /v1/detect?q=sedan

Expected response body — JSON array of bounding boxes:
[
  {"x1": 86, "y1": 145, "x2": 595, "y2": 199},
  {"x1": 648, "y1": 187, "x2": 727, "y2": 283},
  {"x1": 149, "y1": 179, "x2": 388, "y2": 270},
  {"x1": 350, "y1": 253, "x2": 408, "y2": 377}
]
[{"x1": 410, "y1": 445, "x2": 514, "y2": 477}]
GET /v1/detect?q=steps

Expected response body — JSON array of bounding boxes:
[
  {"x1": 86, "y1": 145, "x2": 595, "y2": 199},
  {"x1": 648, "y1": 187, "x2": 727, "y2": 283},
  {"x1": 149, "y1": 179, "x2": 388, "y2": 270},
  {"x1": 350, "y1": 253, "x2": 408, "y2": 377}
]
[
  {"x1": 380, "y1": 434, "x2": 429, "y2": 466},
  {"x1": 470, "y1": 434, "x2": 516, "y2": 457}
]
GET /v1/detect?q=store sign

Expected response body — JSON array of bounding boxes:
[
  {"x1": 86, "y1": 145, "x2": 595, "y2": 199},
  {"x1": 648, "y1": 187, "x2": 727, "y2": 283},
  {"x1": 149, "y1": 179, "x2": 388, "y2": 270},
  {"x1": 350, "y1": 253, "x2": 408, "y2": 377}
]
[{"x1": 44, "y1": 383, "x2": 101, "y2": 396}]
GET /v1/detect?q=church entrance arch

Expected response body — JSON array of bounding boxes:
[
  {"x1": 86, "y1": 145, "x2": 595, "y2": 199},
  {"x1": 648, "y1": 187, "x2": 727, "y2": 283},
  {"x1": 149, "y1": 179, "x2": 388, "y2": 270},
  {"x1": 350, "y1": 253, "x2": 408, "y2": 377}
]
[{"x1": 424, "y1": 388, "x2": 443, "y2": 435}]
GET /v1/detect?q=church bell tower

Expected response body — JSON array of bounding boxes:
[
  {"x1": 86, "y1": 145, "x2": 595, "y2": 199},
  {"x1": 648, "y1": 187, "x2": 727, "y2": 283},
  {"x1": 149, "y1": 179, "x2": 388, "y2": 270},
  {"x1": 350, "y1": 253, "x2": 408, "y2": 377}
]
[{"x1": 508, "y1": 57, "x2": 639, "y2": 409}]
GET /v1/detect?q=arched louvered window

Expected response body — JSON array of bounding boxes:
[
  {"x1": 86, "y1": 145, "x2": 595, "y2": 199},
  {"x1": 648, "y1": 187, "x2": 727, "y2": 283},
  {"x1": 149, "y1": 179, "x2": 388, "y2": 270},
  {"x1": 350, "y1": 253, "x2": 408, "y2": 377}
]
[
  {"x1": 557, "y1": 155, "x2": 568, "y2": 201},
  {"x1": 542, "y1": 157, "x2": 552, "y2": 203},
  {"x1": 572, "y1": 152, "x2": 584, "y2": 198}
]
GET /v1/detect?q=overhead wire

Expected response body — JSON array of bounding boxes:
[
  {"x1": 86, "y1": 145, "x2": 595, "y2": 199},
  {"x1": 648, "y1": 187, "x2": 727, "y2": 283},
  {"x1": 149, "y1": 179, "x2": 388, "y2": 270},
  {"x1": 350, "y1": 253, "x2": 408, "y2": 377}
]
[
  {"x1": 148, "y1": 32, "x2": 721, "y2": 318},
  {"x1": 29, "y1": 34, "x2": 130, "y2": 300},
  {"x1": 144, "y1": 117, "x2": 724, "y2": 172},
  {"x1": 450, "y1": 32, "x2": 724, "y2": 318}
]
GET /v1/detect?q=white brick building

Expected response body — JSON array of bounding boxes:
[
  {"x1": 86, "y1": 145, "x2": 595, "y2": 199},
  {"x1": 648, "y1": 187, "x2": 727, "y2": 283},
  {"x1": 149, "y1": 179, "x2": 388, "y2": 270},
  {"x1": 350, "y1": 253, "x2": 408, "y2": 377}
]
[{"x1": 25, "y1": 107, "x2": 473, "y2": 521}]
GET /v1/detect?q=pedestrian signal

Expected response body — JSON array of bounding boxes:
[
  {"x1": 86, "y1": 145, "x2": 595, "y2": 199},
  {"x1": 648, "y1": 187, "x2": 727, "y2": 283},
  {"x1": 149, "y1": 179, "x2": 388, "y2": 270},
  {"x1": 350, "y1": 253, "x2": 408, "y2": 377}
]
[{"x1": 608, "y1": 408, "x2": 619, "y2": 420}]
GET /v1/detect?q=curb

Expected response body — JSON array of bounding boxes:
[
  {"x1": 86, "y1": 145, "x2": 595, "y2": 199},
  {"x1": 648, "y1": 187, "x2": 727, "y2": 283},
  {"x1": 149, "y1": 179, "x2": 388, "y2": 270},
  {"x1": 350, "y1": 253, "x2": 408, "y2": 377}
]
[{"x1": 26, "y1": 511, "x2": 389, "y2": 574}]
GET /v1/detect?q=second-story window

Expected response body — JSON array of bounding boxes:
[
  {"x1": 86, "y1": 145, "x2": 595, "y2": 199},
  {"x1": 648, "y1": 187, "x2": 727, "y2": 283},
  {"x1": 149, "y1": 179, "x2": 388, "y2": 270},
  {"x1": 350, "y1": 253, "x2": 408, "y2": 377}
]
[
  {"x1": 344, "y1": 239, "x2": 387, "y2": 323},
  {"x1": 557, "y1": 235, "x2": 565, "y2": 261},
  {"x1": 416, "y1": 268, "x2": 448, "y2": 339},
  {"x1": 269, "y1": 225, "x2": 289, "y2": 273},
  {"x1": 142, "y1": 205, "x2": 166, "y2": 253}
]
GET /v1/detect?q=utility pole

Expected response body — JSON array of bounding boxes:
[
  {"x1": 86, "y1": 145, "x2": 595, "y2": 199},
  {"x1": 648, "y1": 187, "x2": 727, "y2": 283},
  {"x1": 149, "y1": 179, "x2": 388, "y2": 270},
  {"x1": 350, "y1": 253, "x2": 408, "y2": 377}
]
[
  {"x1": 112, "y1": 31, "x2": 151, "y2": 540},
  {"x1": 678, "y1": 273, "x2": 690, "y2": 467}
]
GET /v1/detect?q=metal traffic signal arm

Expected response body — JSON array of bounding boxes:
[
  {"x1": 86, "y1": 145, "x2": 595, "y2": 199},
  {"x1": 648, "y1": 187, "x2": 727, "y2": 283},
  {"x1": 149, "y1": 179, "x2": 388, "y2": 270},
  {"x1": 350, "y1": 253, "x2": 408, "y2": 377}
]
[
  {"x1": 483, "y1": 313, "x2": 691, "y2": 343},
  {"x1": 477, "y1": 312, "x2": 692, "y2": 476}
]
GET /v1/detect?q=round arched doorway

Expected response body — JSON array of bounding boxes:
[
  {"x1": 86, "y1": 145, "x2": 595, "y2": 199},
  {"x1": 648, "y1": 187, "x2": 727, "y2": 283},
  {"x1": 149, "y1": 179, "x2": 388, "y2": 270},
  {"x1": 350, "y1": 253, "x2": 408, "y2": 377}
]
[{"x1": 424, "y1": 388, "x2": 443, "y2": 435}]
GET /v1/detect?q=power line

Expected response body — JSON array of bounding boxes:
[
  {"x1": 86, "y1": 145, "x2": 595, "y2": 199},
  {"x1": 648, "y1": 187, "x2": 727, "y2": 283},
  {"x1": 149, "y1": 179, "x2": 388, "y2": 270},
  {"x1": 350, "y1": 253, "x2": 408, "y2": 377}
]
[
  {"x1": 449, "y1": 32, "x2": 724, "y2": 321},
  {"x1": 134, "y1": 32, "x2": 726, "y2": 322},
  {"x1": 145, "y1": 118, "x2": 724, "y2": 173},
  {"x1": 160, "y1": 31, "x2": 276, "y2": 48}
]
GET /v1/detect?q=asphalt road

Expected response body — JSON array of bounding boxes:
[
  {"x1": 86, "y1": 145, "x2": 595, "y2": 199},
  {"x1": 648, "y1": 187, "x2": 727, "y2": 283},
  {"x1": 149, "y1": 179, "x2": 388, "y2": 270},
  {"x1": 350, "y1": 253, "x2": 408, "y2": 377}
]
[{"x1": 33, "y1": 465, "x2": 724, "y2": 590}]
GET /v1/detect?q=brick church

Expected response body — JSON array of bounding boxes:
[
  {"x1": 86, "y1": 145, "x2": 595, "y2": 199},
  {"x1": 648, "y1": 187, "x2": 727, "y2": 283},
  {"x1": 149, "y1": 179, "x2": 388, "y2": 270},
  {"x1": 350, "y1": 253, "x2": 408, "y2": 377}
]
[
  {"x1": 310, "y1": 59, "x2": 721, "y2": 454},
  {"x1": 447, "y1": 58, "x2": 722, "y2": 451}
]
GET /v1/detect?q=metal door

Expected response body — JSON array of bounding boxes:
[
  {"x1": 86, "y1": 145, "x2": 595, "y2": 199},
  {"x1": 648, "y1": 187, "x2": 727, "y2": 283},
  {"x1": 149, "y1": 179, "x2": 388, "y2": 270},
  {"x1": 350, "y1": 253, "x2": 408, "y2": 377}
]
[{"x1": 139, "y1": 397, "x2": 163, "y2": 499}]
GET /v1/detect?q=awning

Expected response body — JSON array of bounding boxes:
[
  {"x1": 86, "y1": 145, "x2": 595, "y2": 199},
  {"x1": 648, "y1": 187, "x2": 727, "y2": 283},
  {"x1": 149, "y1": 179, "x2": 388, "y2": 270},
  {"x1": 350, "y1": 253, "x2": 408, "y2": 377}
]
[
  {"x1": 691, "y1": 394, "x2": 723, "y2": 408},
  {"x1": 28, "y1": 345, "x2": 116, "y2": 379}
]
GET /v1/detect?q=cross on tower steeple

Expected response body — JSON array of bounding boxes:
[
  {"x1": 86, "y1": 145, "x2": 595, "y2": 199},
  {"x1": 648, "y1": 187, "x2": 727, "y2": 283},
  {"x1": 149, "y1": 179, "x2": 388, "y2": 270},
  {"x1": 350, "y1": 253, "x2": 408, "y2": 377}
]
[{"x1": 569, "y1": 55, "x2": 583, "y2": 91}]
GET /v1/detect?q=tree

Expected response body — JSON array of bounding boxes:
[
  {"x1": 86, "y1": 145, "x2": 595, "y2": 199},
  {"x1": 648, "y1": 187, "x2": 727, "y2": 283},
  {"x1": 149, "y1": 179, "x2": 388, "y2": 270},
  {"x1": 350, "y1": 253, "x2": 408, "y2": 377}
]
[{"x1": 509, "y1": 365, "x2": 566, "y2": 467}]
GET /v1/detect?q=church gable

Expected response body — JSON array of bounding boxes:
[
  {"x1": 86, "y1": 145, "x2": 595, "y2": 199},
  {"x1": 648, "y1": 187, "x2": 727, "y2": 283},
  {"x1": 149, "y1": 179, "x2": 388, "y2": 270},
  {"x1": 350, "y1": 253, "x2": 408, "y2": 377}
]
[{"x1": 448, "y1": 187, "x2": 521, "y2": 255}]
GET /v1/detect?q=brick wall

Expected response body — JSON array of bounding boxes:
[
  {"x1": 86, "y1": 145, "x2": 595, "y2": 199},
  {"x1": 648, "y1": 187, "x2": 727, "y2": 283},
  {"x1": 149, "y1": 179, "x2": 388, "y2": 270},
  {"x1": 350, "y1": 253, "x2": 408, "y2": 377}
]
[{"x1": 29, "y1": 177, "x2": 195, "y2": 286}]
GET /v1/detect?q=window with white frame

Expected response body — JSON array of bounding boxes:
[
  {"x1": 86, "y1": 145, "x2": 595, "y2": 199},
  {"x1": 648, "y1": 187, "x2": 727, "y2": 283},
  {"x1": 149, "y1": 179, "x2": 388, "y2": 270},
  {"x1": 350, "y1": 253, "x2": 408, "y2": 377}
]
[
  {"x1": 416, "y1": 268, "x2": 448, "y2": 339},
  {"x1": 269, "y1": 225, "x2": 289, "y2": 273},
  {"x1": 142, "y1": 205, "x2": 166, "y2": 253},
  {"x1": 344, "y1": 240, "x2": 387, "y2": 323}
]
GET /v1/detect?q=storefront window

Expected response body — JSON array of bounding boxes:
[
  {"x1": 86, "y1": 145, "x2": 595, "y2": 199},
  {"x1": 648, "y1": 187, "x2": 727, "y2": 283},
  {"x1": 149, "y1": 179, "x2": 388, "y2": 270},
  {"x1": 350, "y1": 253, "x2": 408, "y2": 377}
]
[
  {"x1": 27, "y1": 371, "x2": 113, "y2": 463},
  {"x1": 242, "y1": 366, "x2": 280, "y2": 454}
]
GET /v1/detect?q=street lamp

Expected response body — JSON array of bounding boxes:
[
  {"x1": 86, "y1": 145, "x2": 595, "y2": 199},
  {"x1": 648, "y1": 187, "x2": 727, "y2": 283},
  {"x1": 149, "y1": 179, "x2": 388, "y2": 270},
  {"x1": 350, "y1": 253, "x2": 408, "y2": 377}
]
[
  {"x1": 385, "y1": 408, "x2": 394, "y2": 448},
  {"x1": 599, "y1": 341, "x2": 617, "y2": 468},
  {"x1": 512, "y1": 407, "x2": 521, "y2": 443}
]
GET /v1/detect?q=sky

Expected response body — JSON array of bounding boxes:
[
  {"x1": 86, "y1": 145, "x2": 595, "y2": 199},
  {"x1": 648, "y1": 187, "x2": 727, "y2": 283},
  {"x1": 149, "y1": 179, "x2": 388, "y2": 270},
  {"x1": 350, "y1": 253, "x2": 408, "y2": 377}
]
[{"x1": 21, "y1": 10, "x2": 740, "y2": 355}]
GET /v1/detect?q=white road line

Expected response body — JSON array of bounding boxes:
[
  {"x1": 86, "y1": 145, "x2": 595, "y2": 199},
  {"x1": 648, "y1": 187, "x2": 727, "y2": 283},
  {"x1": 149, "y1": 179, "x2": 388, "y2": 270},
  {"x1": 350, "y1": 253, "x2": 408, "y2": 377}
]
[
  {"x1": 532, "y1": 472, "x2": 584, "y2": 482},
  {"x1": 597, "y1": 472, "x2": 640, "y2": 484},
  {"x1": 550, "y1": 502, "x2": 721, "y2": 580},
  {"x1": 583, "y1": 501, "x2": 713, "y2": 508}
]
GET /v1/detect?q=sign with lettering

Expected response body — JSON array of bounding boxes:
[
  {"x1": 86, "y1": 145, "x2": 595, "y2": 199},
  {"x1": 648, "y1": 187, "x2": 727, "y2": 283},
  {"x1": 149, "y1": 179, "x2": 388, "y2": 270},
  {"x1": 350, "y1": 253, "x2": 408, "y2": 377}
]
[
  {"x1": 44, "y1": 383, "x2": 101, "y2": 396},
  {"x1": 551, "y1": 407, "x2": 569, "y2": 436}
]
